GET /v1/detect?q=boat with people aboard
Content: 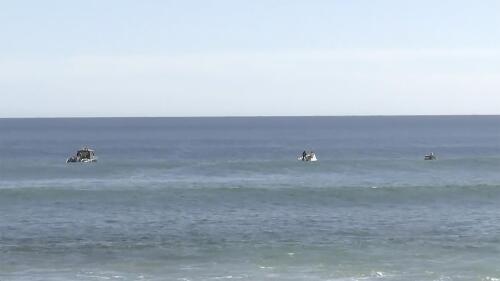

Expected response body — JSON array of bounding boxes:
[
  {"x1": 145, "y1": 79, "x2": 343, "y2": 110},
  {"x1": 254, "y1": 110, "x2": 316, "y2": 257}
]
[
  {"x1": 66, "y1": 147, "x2": 97, "y2": 163},
  {"x1": 299, "y1": 150, "x2": 317, "y2": 162}
]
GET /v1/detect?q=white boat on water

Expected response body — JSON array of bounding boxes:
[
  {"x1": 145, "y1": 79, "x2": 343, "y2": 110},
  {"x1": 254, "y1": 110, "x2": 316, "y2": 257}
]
[
  {"x1": 298, "y1": 151, "x2": 317, "y2": 162},
  {"x1": 424, "y1": 153, "x2": 436, "y2": 160},
  {"x1": 67, "y1": 147, "x2": 97, "y2": 163}
]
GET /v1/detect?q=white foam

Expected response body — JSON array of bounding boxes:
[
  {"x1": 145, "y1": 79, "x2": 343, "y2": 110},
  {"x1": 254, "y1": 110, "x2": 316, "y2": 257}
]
[{"x1": 210, "y1": 275, "x2": 246, "y2": 280}]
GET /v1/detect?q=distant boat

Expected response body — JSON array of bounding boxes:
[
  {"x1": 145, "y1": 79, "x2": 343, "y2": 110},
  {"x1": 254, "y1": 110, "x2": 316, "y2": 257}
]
[
  {"x1": 298, "y1": 151, "x2": 318, "y2": 162},
  {"x1": 67, "y1": 147, "x2": 97, "y2": 163},
  {"x1": 424, "y1": 153, "x2": 436, "y2": 160}
]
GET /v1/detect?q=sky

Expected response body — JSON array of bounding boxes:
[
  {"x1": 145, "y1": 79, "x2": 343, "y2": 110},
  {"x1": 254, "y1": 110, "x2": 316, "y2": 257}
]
[{"x1": 1, "y1": 0, "x2": 500, "y2": 117}]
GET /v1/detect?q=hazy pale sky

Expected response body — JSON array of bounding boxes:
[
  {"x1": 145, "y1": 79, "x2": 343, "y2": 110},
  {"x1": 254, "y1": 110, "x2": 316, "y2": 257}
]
[{"x1": 1, "y1": 0, "x2": 500, "y2": 117}]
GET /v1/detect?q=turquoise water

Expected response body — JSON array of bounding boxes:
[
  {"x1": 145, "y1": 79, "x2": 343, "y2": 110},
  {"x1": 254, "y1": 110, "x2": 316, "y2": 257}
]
[{"x1": 1, "y1": 116, "x2": 500, "y2": 280}]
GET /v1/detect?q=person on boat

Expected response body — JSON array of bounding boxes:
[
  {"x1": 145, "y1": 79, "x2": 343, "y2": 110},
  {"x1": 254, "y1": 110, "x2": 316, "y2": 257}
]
[{"x1": 302, "y1": 150, "x2": 307, "y2": 161}]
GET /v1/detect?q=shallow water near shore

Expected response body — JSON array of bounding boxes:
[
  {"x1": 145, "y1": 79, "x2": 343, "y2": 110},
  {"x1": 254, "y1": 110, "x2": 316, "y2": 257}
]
[{"x1": 2, "y1": 116, "x2": 500, "y2": 280}]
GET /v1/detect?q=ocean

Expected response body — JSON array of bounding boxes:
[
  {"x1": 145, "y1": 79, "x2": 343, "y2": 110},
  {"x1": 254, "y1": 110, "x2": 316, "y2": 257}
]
[{"x1": 1, "y1": 116, "x2": 500, "y2": 281}]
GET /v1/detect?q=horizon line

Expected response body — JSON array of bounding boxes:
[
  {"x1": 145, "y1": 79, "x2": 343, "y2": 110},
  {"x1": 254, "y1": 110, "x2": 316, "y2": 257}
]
[{"x1": 1, "y1": 114, "x2": 500, "y2": 120}]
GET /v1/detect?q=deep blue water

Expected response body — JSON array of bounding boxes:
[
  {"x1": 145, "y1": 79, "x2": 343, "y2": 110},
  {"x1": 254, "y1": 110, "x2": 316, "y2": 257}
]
[{"x1": 1, "y1": 116, "x2": 500, "y2": 281}]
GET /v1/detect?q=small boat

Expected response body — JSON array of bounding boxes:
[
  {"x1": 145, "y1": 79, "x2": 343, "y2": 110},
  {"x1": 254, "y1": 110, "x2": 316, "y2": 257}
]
[
  {"x1": 298, "y1": 151, "x2": 318, "y2": 162},
  {"x1": 67, "y1": 147, "x2": 97, "y2": 163},
  {"x1": 424, "y1": 153, "x2": 436, "y2": 160}
]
